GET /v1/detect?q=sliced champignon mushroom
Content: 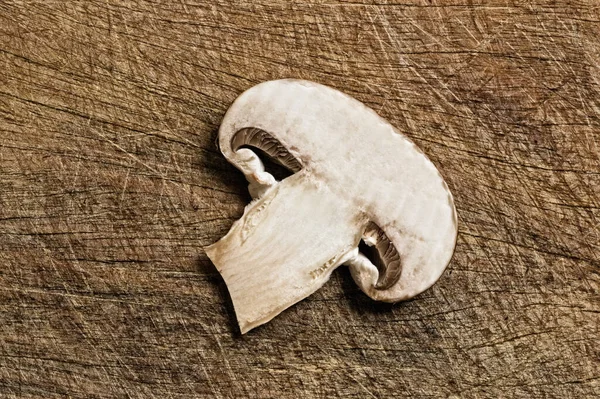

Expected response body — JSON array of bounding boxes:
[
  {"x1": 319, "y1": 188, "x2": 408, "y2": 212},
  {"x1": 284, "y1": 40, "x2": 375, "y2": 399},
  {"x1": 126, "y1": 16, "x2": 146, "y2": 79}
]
[{"x1": 205, "y1": 79, "x2": 457, "y2": 333}]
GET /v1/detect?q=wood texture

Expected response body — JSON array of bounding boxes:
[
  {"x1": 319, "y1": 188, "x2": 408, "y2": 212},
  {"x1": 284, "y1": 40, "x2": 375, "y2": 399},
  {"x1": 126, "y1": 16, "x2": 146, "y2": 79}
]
[{"x1": 0, "y1": 1, "x2": 598, "y2": 397}]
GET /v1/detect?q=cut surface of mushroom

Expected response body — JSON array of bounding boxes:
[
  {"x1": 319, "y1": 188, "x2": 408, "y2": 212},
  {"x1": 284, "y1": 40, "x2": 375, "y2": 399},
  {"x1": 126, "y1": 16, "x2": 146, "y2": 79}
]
[{"x1": 205, "y1": 79, "x2": 457, "y2": 333}]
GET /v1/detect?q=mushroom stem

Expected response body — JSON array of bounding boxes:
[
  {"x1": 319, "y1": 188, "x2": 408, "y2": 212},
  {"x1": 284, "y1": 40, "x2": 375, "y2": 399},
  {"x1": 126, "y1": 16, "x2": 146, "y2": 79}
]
[
  {"x1": 231, "y1": 147, "x2": 277, "y2": 199},
  {"x1": 345, "y1": 252, "x2": 380, "y2": 293},
  {"x1": 205, "y1": 171, "x2": 365, "y2": 333}
]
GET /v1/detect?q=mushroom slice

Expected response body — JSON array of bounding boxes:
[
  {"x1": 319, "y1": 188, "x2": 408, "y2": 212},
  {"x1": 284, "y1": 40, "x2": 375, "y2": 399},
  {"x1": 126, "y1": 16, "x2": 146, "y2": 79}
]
[{"x1": 205, "y1": 79, "x2": 458, "y2": 333}]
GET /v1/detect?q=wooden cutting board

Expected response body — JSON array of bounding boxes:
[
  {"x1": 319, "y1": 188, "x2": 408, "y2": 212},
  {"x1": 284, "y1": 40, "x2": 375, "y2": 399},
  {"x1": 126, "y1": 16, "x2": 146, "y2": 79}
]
[{"x1": 1, "y1": 1, "x2": 598, "y2": 397}]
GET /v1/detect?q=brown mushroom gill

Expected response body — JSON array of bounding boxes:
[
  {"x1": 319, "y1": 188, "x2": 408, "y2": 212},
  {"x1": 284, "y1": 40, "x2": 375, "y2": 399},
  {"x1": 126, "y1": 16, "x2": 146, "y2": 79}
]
[
  {"x1": 362, "y1": 222, "x2": 403, "y2": 290},
  {"x1": 231, "y1": 127, "x2": 303, "y2": 173}
]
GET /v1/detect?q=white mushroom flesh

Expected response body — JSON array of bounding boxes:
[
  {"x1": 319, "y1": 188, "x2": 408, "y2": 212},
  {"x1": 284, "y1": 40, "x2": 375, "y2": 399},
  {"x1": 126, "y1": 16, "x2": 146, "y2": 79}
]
[{"x1": 205, "y1": 79, "x2": 457, "y2": 333}]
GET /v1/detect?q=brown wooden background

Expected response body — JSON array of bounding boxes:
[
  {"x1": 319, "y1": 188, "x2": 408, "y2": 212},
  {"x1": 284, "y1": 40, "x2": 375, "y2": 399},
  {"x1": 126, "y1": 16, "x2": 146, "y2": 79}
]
[{"x1": 1, "y1": 1, "x2": 599, "y2": 398}]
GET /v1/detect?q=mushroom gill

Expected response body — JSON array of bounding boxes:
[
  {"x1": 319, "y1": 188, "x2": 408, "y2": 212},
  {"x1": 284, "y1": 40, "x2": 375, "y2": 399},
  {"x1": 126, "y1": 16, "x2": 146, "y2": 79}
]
[
  {"x1": 361, "y1": 222, "x2": 402, "y2": 290},
  {"x1": 231, "y1": 127, "x2": 303, "y2": 173}
]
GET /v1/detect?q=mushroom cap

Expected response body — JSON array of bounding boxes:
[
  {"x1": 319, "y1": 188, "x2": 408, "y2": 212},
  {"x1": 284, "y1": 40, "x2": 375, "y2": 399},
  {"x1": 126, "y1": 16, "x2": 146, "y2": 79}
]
[{"x1": 218, "y1": 79, "x2": 457, "y2": 303}]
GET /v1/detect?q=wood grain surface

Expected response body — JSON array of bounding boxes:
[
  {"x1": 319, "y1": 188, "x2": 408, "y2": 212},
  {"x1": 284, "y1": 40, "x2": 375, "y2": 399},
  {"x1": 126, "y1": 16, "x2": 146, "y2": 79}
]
[{"x1": 1, "y1": 1, "x2": 599, "y2": 398}]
